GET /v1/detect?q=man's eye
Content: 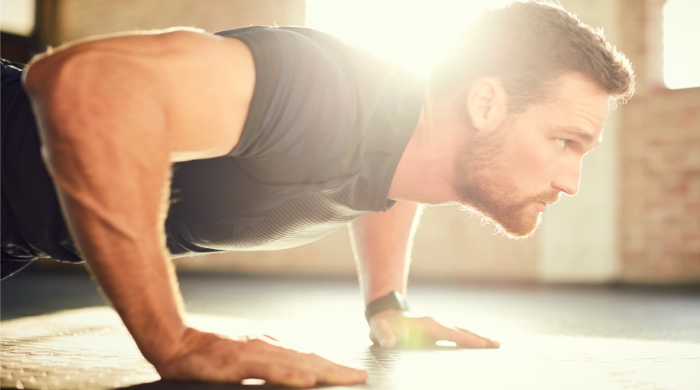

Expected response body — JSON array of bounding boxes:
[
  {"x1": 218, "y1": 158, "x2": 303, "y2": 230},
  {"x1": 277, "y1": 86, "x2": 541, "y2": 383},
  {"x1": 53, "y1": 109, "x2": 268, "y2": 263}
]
[{"x1": 556, "y1": 139, "x2": 570, "y2": 148}]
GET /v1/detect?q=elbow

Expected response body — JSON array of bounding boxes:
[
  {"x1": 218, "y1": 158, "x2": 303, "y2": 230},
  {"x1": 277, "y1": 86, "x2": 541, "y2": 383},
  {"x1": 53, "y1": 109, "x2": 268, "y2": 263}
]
[
  {"x1": 22, "y1": 50, "x2": 66, "y2": 101},
  {"x1": 22, "y1": 48, "x2": 115, "y2": 143},
  {"x1": 22, "y1": 47, "x2": 100, "y2": 109}
]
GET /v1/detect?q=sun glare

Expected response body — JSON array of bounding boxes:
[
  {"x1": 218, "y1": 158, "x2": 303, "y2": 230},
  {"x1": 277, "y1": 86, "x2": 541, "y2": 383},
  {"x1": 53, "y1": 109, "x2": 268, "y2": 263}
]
[
  {"x1": 305, "y1": 0, "x2": 511, "y2": 79},
  {"x1": 663, "y1": 0, "x2": 700, "y2": 90}
]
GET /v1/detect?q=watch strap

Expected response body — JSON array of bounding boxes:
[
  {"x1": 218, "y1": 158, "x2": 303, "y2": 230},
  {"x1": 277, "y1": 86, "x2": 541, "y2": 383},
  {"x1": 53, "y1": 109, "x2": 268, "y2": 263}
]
[{"x1": 365, "y1": 291, "x2": 410, "y2": 322}]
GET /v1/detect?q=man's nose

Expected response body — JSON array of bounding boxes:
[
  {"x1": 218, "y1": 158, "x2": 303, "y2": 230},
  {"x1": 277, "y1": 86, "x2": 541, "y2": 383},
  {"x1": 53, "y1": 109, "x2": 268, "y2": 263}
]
[{"x1": 552, "y1": 158, "x2": 581, "y2": 196}]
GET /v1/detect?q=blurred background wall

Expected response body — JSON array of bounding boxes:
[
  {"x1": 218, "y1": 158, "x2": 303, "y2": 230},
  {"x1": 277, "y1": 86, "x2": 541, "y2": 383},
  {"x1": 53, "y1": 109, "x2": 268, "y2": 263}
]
[
  {"x1": 1, "y1": 0, "x2": 698, "y2": 284},
  {"x1": 617, "y1": 0, "x2": 700, "y2": 283}
]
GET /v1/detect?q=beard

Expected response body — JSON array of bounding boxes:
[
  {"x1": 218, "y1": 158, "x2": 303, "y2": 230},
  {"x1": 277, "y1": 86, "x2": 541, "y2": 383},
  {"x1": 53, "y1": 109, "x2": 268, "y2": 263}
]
[{"x1": 453, "y1": 125, "x2": 560, "y2": 239}]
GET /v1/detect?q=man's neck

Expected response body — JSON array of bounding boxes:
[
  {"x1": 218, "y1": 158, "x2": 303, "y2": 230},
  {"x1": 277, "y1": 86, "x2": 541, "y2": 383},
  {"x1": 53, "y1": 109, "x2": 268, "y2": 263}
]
[{"x1": 388, "y1": 89, "x2": 466, "y2": 206}]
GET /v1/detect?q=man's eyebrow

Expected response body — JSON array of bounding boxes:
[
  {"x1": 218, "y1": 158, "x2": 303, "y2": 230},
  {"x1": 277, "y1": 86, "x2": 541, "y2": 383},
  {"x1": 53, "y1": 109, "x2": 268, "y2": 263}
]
[{"x1": 556, "y1": 126, "x2": 601, "y2": 147}]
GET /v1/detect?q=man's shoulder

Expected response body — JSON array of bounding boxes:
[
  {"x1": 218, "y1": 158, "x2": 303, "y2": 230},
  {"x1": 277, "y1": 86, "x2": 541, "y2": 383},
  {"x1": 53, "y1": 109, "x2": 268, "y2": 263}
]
[{"x1": 214, "y1": 26, "x2": 407, "y2": 74}]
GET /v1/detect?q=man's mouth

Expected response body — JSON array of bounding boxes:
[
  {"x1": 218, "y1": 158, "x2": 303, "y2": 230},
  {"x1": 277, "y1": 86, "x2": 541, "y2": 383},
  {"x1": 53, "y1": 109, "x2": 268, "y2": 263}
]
[
  {"x1": 534, "y1": 201, "x2": 547, "y2": 212},
  {"x1": 535, "y1": 192, "x2": 562, "y2": 209}
]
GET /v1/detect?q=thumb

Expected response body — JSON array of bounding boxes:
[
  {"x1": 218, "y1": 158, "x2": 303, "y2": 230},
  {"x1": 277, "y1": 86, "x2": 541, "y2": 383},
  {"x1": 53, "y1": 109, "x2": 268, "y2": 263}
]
[{"x1": 371, "y1": 319, "x2": 396, "y2": 349}]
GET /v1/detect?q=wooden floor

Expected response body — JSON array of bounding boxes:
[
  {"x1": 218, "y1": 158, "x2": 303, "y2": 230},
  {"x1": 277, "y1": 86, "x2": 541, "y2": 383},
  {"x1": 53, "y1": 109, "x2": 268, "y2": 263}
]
[{"x1": 2, "y1": 265, "x2": 700, "y2": 389}]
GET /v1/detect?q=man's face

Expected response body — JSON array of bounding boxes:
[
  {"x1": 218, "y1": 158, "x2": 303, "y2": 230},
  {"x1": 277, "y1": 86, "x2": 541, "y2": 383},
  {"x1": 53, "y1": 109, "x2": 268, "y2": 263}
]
[{"x1": 454, "y1": 74, "x2": 610, "y2": 238}]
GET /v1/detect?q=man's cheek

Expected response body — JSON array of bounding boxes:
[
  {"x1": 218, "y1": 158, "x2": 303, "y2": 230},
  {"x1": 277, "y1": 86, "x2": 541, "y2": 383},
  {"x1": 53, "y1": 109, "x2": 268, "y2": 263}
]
[{"x1": 510, "y1": 143, "x2": 550, "y2": 187}]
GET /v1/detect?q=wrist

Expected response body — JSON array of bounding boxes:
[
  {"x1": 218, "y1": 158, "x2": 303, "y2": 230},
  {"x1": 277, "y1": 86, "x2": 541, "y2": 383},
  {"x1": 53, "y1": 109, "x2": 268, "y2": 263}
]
[
  {"x1": 147, "y1": 326, "x2": 200, "y2": 369},
  {"x1": 127, "y1": 315, "x2": 188, "y2": 367},
  {"x1": 152, "y1": 327, "x2": 223, "y2": 377},
  {"x1": 364, "y1": 284, "x2": 406, "y2": 306},
  {"x1": 364, "y1": 291, "x2": 410, "y2": 322}
]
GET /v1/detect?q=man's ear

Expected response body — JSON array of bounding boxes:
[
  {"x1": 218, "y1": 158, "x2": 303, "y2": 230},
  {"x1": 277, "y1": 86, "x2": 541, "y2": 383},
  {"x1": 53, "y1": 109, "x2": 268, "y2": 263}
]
[{"x1": 466, "y1": 77, "x2": 508, "y2": 131}]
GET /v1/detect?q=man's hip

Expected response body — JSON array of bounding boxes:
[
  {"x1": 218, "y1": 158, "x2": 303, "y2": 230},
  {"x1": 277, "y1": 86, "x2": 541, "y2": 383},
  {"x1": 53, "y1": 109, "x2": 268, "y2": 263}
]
[
  {"x1": 0, "y1": 58, "x2": 36, "y2": 279},
  {"x1": 1, "y1": 59, "x2": 83, "y2": 279}
]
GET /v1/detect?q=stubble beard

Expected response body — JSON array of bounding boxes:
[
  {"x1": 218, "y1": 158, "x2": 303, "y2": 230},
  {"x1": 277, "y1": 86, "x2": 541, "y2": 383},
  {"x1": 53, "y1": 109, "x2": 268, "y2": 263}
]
[{"x1": 453, "y1": 126, "x2": 559, "y2": 239}]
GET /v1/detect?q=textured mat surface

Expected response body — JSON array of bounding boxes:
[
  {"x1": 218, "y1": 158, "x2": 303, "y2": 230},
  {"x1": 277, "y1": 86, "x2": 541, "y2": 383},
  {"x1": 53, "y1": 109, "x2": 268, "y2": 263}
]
[
  {"x1": 2, "y1": 270, "x2": 700, "y2": 389},
  {"x1": 2, "y1": 307, "x2": 700, "y2": 390}
]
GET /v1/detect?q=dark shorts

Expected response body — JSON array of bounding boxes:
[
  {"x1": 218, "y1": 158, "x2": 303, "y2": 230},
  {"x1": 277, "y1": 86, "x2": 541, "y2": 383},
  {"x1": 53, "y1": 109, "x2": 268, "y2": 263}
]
[
  {"x1": 0, "y1": 59, "x2": 37, "y2": 279},
  {"x1": 1, "y1": 59, "x2": 82, "y2": 279}
]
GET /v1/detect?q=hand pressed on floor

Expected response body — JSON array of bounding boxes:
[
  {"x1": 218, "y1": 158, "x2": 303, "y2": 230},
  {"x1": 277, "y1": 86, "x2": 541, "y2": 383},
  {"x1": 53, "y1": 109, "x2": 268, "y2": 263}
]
[
  {"x1": 369, "y1": 310, "x2": 501, "y2": 349},
  {"x1": 156, "y1": 328, "x2": 368, "y2": 388}
]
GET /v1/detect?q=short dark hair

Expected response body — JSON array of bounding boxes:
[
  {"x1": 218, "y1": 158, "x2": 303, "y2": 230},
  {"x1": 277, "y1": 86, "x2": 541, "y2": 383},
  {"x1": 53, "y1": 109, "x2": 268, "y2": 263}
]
[{"x1": 429, "y1": 1, "x2": 635, "y2": 111}]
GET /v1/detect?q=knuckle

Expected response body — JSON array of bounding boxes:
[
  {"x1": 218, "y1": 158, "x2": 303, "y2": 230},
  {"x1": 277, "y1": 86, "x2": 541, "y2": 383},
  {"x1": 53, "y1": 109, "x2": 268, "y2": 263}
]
[
  {"x1": 248, "y1": 338, "x2": 267, "y2": 346},
  {"x1": 414, "y1": 317, "x2": 432, "y2": 328},
  {"x1": 423, "y1": 317, "x2": 440, "y2": 328},
  {"x1": 301, "y1": 351, "x2": 318, "y2": 361},
  {"x1": 245, "y1": 338, "x2": 270, "y2": 351},
  {"x1": 239, "y1": 339, "x2": 263, "y2": 353}
]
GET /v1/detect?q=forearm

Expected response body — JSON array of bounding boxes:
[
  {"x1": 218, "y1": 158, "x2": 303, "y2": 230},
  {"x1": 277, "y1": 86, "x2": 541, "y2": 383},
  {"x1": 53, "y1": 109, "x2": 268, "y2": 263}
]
[
  {"x1": 34, "y1": 119, "x2": 183, "y2": 364},
  {"x1": 25, "y1": 49, "x2": 184, "y2": 366},
  {"x1": 350, "y1": 202, "x2": 422, "y2": 305},
  {"x1": 73, "y1": 189, "x2": 186, "y2": 367},
  {"x1": 43, "y1": 126, "x2": 185, "y2": 365},
  {"x1": 352, "y1": 204, "x2": 499, "y2": 350}
]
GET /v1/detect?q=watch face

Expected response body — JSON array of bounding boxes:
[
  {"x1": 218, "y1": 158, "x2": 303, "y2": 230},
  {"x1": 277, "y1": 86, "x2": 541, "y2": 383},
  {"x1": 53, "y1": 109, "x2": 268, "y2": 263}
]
[
  {"x1": 391, "y1": 291, "x2": 410, "y2": 310},
  {"x1": 365, "y1": 291, "x2": 410, "y2": 321}
]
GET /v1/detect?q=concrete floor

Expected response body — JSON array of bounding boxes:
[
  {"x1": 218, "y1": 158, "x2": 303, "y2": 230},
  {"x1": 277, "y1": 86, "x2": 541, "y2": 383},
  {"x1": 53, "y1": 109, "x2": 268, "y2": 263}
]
[{"x1": 2, "y1": 264, "x2": 700, "y2": 389}]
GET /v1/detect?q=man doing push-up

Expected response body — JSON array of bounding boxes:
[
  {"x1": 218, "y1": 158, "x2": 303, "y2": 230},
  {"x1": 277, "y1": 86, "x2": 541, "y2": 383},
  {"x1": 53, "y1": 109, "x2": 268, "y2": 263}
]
[{"x1": 1, "y1": 1, "x2": 634, "y2": 387}]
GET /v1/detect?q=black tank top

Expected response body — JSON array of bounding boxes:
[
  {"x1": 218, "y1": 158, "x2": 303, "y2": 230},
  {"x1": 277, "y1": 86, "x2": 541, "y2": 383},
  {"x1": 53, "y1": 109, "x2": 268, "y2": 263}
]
[{"x1": 0, "y1": 27, "x2": 424, "y2": 273}]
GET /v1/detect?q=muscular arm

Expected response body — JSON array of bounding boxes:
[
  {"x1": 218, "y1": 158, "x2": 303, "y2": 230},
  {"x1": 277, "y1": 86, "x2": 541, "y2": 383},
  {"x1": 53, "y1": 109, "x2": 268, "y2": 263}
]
[
  {"x1": 23, "y1": 30, "x2": 364, "y2": 386},
  {"x1": 350, "y1": 202, "x2": 421, "y2": 305},
  {"x1": 351, "y1": 202, "x2": 500, "y2": 349}
]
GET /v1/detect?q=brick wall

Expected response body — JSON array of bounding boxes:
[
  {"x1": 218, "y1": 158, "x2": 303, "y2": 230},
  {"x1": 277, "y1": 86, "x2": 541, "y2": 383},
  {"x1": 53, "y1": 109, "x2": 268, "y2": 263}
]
[{"x1": 617, "y1": 0, "x2": 700, "y2": 282}]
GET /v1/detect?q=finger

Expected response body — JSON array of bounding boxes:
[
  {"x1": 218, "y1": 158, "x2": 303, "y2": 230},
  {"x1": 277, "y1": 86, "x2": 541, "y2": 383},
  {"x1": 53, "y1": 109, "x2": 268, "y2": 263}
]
[
  {"x1": 370, "y1": 319, "x2": 397, "y2": 348},
  {"x1": 295, "y1": 352, "x2": 368, "y2": 385},
  {"x1": 421, "y1": 319, "x2": 491, "y2": 348},
  {"x1": 241, "y1": 361, "x2": 316, "y2": 388},
  {"x1": 455, "y1": 327, "x2": 501, "y2": 348},
  {"x1": 245, "y1": 340, "x2": 367, "y2": 385}
]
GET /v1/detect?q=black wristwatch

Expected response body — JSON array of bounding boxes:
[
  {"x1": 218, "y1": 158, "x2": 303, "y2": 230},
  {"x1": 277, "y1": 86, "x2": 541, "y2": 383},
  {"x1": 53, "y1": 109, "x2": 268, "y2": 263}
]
[{"x1": 365, "y1": 291, "x2": 410, "y2": 322}]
